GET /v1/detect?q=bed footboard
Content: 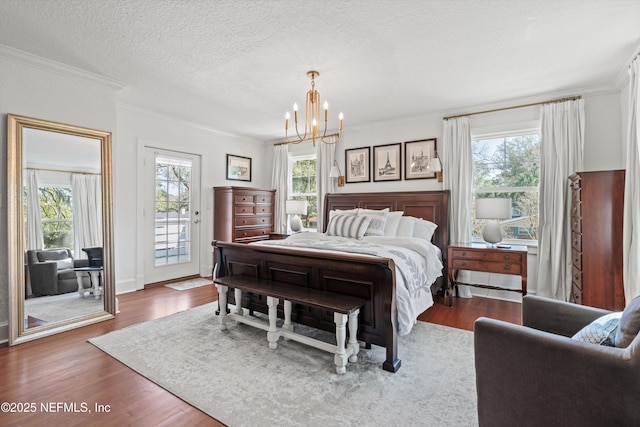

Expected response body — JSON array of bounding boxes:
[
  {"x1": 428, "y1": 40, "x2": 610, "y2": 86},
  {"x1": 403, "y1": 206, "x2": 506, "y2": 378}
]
[{"x1": 213, "y1": 240, "x2": 401, "y2": 372}]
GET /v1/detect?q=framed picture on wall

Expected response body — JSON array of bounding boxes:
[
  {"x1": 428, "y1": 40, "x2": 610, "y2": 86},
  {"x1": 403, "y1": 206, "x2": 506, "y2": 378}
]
[
  {"x1": 345, "y1": 146, "x2": 370, "y2": 183},
  {"x1": 404, "y1": 138, "x2": 437, "y2": 180},
  {"x1": 373, "y1": 143, "x2": 401, "y2": 182},
  {"x1": 226, "y1": 154, "x2": 252, "y2": 181}
]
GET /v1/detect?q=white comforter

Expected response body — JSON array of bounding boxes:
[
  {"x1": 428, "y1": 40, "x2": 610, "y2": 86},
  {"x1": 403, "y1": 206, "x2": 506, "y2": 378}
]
[{"x1": 254, "y1": 233, "x2": 443, "y2": 336}]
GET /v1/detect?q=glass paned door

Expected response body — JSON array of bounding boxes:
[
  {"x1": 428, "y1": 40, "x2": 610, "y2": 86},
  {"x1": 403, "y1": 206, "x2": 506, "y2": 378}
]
[
  {"x1": 154, "y1": 156, "x2": 192, "y2": 266},
  {"x1": 144, "y1": 148, "x2": 201, "y2": 284}
]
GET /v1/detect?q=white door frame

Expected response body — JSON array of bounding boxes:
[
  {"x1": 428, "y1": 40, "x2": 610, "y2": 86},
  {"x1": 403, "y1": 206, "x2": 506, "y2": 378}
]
[{"x1": 135, "y1": 139, "x2": 207, "y2": 290}]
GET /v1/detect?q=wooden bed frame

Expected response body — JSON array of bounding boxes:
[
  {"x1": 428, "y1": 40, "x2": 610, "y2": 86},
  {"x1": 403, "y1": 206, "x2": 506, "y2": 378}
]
[{"x1": 213, "y1": 190, "x2": 449, "y2": 372}]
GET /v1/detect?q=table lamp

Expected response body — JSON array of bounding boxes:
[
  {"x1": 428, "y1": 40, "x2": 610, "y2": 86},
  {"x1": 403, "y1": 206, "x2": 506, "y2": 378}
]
[
  {"x1": 285, "y1": 199, "x2": 308, "y2": 232},
  {"x1": 475, "y1": 197, "x2": 511, "y2": 246}
]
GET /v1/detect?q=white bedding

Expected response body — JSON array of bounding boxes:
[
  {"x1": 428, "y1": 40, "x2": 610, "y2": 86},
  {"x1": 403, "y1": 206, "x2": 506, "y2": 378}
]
[{"x1": 253, "y1": 232, "x2": 443, "y2": 336}]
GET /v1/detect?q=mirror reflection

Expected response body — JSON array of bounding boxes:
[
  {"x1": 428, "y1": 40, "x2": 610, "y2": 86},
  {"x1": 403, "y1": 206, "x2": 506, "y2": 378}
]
[
  {"x1": 8, "y1": 114, "x2": 115, "y2": 345},
  {"x1": 22, "y1": 129, "x2": 104, "y2": 329}
]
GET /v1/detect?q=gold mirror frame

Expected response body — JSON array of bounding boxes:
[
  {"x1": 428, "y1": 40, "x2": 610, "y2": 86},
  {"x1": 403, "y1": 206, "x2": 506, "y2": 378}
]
[{"x1": 7, "y1": 114, "x2": 116, "y2": 345}]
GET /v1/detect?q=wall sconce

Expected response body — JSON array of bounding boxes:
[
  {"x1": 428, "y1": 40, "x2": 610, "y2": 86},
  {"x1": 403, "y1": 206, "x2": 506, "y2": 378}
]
[
  {"x1": 329, "y1": 160, "x2": 345, "y2": 187},
  {"x1": 430, "y1": 151, "x2": 443, "y2": 182}
]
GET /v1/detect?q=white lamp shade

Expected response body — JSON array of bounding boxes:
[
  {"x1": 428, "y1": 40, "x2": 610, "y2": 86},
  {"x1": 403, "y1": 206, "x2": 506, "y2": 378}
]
[
  {"x1": 285, "y1": 199, "x2": 308, "y2": 215},
  {"x1": 475, "y1": 197, "x2": 512, "y2": 220},
  {"x1": 329, "y1": 165, "x2": 341, "y2": 178},
  {"x1": 429, "y1": 157, "x2": 442, "y2": 172}
]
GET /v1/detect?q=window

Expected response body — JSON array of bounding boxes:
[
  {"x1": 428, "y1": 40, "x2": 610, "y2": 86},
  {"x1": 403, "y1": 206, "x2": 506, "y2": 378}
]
[
  {"x1": 39, "y1": 186, "x2": 74, "y2": 249},
  {"x1": 472, "y1": 131, "x2": 541, "y2": 242},
  {"x1": 154, "y1": 156, "x2": 193, "y2": 266},
  {"x1": 289, "y1": 154, "x2": 317, "y2": 229}
]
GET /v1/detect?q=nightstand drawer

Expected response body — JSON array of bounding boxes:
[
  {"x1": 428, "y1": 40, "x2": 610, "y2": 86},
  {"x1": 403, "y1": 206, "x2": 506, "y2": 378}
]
[
  {"x1": 572, "y1": 284, "x2": 582, "y2": 305},
  {"x1": 571, "y1": 216, "x2": 582, "y2": 233},
  {"x1": 451, "y1": 249, "x2": 522, "y2": 263},
  {"x1": 451, "y1": 259, "x2": 521, "y2": 275}
]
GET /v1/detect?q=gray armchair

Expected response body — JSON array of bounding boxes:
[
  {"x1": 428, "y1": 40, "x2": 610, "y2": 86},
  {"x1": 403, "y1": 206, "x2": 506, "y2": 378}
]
[
  {"x1": 474, "y1": 295, "x2": 640, "y2": 427},
  {"x1": 26, "y1": 248, "x2": 91, "y2": 296}
]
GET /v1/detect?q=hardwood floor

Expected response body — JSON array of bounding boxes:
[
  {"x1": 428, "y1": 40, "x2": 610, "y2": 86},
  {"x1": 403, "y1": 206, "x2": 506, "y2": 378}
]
[{"x1": 0, "y1": 283, "x2": 521, "y2": 426}]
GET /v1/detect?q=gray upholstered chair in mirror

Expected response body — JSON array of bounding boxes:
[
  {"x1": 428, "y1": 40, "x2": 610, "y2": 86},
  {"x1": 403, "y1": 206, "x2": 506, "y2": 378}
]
[
  {"x1": 26, "y1": 248, "x2": 91, "y2": 296},
  {"x1": 474, "y1": 295, "x2": 640, "y2": 427}
]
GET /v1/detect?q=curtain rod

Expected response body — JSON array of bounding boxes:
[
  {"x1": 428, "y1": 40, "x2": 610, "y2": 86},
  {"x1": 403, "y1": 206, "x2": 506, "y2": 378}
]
[
  {"x1": 26, "y1": 167, "x2": 100, "y2": 176},
  {"x1": 443, "y1": 95, "x2": 582, "y2": 121}
]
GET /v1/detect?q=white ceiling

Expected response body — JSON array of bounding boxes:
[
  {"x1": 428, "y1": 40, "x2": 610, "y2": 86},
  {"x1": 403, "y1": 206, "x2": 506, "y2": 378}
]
[{"x1": 1, "y1": 0, "x2": 639, "y2": 142}]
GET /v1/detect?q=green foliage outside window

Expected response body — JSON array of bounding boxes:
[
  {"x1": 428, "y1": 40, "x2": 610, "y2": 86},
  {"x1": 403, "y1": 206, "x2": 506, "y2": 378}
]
[
  {"x1": 473, "y1": 134, "x2": 540, "y2": 240},
  {"x1": 39, "y1": 187, "x2": 74, "y2": 249},
  {"x1": 290, "y1": 158, "x2": 317, "y2": 229}
]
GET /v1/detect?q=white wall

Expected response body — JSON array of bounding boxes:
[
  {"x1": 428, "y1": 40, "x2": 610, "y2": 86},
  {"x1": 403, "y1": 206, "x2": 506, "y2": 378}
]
[
  {"x1": 264, "y1": 91, "x2": 625, "y2": 300},
  {"x1": 115, "y1": 106, "x2": 271, "y2": 293},
  {"x1": 0, "y1": 48, "x2": 121, "y2": 335}
]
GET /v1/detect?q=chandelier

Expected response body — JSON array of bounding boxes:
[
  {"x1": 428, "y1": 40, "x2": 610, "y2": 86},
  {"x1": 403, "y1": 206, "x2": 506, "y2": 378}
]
[{"x1": 284, "y1": 70, "x2": 343, "y2": 146}]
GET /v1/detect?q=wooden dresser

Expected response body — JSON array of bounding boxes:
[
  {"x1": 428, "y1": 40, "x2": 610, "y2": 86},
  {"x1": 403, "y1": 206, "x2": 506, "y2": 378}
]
[
  {"x1": 569, "y1": 170, "x2": 625, "y2": 311},
  {"x1": 214, "y1": 186, "x2": 276, "y2": 244}
]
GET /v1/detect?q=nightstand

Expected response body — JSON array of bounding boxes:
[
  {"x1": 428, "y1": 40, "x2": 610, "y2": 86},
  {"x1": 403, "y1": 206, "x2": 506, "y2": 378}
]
[{"x1": 447, "y1": 243, "x2": 528, "y2": 305}]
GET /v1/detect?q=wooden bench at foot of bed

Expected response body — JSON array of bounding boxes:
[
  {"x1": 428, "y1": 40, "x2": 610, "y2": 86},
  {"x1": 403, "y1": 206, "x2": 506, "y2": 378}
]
[
  {"x1": 215, "y1": 275, "x2": 366, "y2": 374},
  {"x1": 213, "y1": 240, "x2": 401, "y2": 373}
]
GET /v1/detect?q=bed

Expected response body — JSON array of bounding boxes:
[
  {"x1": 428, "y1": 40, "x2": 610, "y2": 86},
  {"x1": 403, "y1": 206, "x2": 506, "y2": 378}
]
[{"x1": 213, "y1": 190, "x2": 449, "y2": 372}]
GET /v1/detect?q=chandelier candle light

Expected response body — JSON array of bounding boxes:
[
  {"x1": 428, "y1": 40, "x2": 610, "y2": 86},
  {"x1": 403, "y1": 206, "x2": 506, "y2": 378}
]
[{"x1": 284, "y1": 70, "x2": 343, "y2": 146}]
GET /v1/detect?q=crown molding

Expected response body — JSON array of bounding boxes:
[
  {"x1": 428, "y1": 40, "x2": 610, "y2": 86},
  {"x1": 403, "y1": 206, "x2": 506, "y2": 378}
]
[
  {"x1": 0, "y1": 44, "x2": 126, "y2": 90},
  {"x1": 118, "y1": 102, "x2": 261, "y2": 143}
]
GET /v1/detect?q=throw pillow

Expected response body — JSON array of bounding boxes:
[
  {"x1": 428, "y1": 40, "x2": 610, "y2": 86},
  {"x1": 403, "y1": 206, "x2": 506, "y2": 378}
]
[
  {"x1": 358, "y1": 208, "x2": 389, "y2": 236},
  {"x1": 328, "y1": 208, "x2": 358, "y2": 222},
  {"x1": 55, "y1": 258, "x2": 74, "y2": 270},
  {"x1": 383, "y1": 211, "x2": 404, "y2": 236},
  {"x1": 412, "y1": 218, "x2": 438, "y2": 241},
  {"x1": 572, "y1": 312, "x2": 622, "y2": 346},
  {"x1": 326, "y1": 214, "x2": 371, "y2": 239},
  {"x1": 615, "y1": 295, "x2": 640, "y2": 347}
]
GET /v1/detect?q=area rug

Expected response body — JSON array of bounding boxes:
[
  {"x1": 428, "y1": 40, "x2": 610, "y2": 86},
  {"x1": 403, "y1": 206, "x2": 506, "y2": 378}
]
[
  {"x1": 89, "y1": 303, "x2": 478, "y2": 426},
  {"x1": 25, "y1": 292, "x2": 103, "y2": 323},
  {"x1": 164, "y1": 277, "x2": 213, "y2": 291}
]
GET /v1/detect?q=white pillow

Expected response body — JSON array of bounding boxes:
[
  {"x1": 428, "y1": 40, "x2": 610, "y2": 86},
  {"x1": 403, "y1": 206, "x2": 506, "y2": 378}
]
[
  {"x1": 395, "y1": 217, "x2": 416, "y2": 237},
  {"x1": 358, "y1": 208, "x2": 389, "y2": 236},
  {"x1": 326, "y1": 214, "x2": 371, "y2": 239},
  {"x1": 413, "y1": 218, "x2": 438, "y2": 241},
  {"x1": 383, "y1": 211, "x2": 404, "y2": 236}
]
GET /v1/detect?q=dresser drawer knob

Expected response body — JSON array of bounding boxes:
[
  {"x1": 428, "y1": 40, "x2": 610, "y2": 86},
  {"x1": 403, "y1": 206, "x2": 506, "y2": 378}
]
[
  {"x1": 572, "y1": 207, "x2": 577, "y2": 214},
  {"x1": 504, "y1": 255, "x2": 510, "y2": 260},
  {"x1": 574, "y1": 274, "x2": 580, "y2": 280},
  {"x1": 461, "y1": 262, "x2": 468, "y2": 267},
  {"x1": 504, "y1": 265, "x2": 510, "y2": 271},
  {"x1": 461, "y1": 252, "x2": 467, "y2": 257}
]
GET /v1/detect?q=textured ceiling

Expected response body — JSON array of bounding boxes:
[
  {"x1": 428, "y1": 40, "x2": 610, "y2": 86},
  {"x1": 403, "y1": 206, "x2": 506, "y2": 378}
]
[{"x1": 1, "y1": 0, "x2": 639, "y2": 142}]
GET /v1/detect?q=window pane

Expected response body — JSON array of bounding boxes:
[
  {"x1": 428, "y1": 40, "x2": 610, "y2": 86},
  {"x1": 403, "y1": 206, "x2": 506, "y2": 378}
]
[
  {"x1": 472, "y1": 133, "x2": 540, "y2": 241},
  {"x1": 289, "y1": 157, "x2": 317, "y2": 229}
]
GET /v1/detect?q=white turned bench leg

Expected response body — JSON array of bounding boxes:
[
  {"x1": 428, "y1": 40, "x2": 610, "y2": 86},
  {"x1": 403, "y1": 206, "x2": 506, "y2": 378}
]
[
  {"x1": 334, "y1": 312, "x2": 348, "y2": 375},
  {"x1": 348, "y1": 309, "x2": 360, "y2": 363},
  {"x1": 234, "y1": 288, "x2": 244, "y2": 316},
  {"x1": 282, "y1": 300, "x2": 293, "y2": 340},
  {"x1": 217, "y1": 284, "x2": 229, "y2": 331},
  {"x1": 266, "y1": 296, "x2": 280, "y2": 349}
]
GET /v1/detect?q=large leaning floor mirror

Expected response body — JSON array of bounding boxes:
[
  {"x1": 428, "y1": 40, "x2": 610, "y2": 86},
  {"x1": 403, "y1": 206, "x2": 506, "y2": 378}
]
[{"x1": 7, "y1": 114, "x2": 116, "y2": 345}]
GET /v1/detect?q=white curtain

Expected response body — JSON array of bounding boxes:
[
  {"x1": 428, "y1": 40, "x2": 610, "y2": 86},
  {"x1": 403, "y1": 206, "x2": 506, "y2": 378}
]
[
  {"x1": 26, "y1": 169, "x2": 44, "y2": 250},
  {"x1": 316, "y1": 137, "x2": 337, "y2": 232},
  {"x1": 536, "y1": 99, "x2": 585, "y2": 301},
  {"x1": 72, "y1": 173, "x2": 102, "y2": 259},
  {"x1": 624, "y1": 56, "x2": 640, "y2": 302},
  {"x1": 443, "y1": 117, "x2": 473, "y2": 297},
  {"x1": 271, "y1": 144, "x2": 289, "y2": 233}
]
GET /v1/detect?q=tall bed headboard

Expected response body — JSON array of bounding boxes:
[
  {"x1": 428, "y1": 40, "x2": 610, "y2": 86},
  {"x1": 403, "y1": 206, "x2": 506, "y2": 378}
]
[{"x1": 323, "y1": 190, "x2": 450, "y2": 256}]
